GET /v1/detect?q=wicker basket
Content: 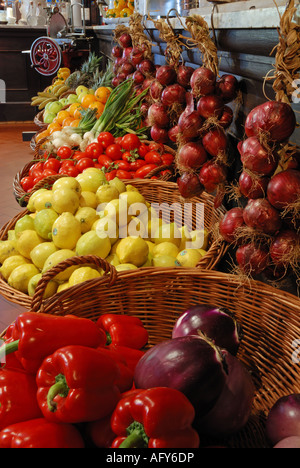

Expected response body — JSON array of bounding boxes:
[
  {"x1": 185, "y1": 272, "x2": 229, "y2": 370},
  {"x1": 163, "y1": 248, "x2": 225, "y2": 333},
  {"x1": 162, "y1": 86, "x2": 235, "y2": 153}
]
[
  {"x1": 33, "y1": 110, "x2": 49, "y2": 130},
  {"x1": 29, "y1": 259, "x2": 300, "y2": 448},
  {"x1": 0, "y1": 179, "x2": 228, "y2": 309}
]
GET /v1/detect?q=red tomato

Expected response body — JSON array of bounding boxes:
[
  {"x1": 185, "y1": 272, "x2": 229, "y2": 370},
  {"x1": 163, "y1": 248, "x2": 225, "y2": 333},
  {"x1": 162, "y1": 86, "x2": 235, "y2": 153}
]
[
  {"x1": 148, "y1": 142, "x2": 164, "y2": 153},
  {"x1": 33, "y1": 174, "x2": 45, "y2": 185},
  {"x1": 138, "y1": 143, "x2": 149, "y2": 159},
  {"x1": 121, "y1": 151, "x2": 133, "y2": 162},
  {"x1": 57, "y1": 146, "x2": 72, "y2": 160},
  {"x1": 98, "y1": 154, "x2": 113, "y2": 169},
  {"x1": 76, "y1": 157, "x2": 95, "y2": 172},
  {"x1": 115, "y1": 169, "x2": 133, "y2": 179},
  {"x1": 29, "y1": 162, "x2": 44, "y2": 177},
  {"x1": 160, "y1": 169, "x2": 172, "y2": 177},
  {"x1": 73, "y1": 151, "x2": 86, "y2": 161},
  {"x1": 97, "y1": 132, "x2": 115, "y2": 149},
  {"x1": 115, "y1": 136, "x2": 123, "y2": 145},
  {"x1": 105, "y1": 169, "x2": 118, "y2": 181},
  {"x1": 43, "y1": 158, "x2": 61, "y2": 173},
  {"x1": 21, "y1": 176, "x2": 34, "y2": 192},
  {"x1": 135, "y1": 164, "x2": 158, "y2": 179},
  {"x1": 161, "y1": 153, "x2": 174, "y2": 165},
  {"x1": 42, "y1": 169, "x2": 57, "y2": 177},
  {"x1": 105, "y1": 144, "x2": 123, "y2": 161},
  {"x1": 129, "y1": 159, "x2": 146, "y2": 171},
  {"x1": 85, "y1": 142, "x2": 104, "y2": 159},
  {"x1": 60, "y1": 159, "x2": 76, "y2": 168},
  {"x1": 59, "y1": 166, "x2": 79, "y2": 177},
  {"x1": 114, "y1": 160, "x2": 131, "y2": 171},
  {"x1": 144, "y1": 151, "x2": 162, "y2": 165},
  {"x1": 121, "y1": 133, "x2": 141, "y2": 151}
]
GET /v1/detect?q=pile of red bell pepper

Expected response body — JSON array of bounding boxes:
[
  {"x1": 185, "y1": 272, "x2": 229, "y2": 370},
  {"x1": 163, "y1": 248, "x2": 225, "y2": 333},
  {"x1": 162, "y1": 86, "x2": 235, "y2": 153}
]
[{"x1": 0, "y1": 311, "x2": 199, "y2": 449}]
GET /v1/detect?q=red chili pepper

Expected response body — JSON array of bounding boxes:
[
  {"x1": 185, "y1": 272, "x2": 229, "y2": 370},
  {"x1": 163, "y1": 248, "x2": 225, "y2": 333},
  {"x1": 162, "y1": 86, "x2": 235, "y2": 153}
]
[
  {"x1": 0, "y1": 418, "x2": 85, "y2": 448},
  {"x1": 0, "y1": 312, "x2": 106, "y2": 374},
  {"x1": 110, "y1": 387, "x2": 200, "y2": 448},
  {"x1": 0, "y1": 369, "x2": 43, "y2": 430},
  {"x1": 36, "y1": 345, "x2": 121, "y2": 424},
  {"x1": 97, "y1": 314, "x2": 148, "y2": 350}
]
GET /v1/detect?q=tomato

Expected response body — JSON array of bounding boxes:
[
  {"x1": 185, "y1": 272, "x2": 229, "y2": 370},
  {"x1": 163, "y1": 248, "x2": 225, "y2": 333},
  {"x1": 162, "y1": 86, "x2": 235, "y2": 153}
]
[
  {"x1": 115, "y1": 169, "x2": 133, "y2": 180},
  {"x1": 160, "y1": 169, "x2": 172, "y2": 177},
  {"x1": 29, "y1": 162, "x2": 44, "y2": 177},
  {"x1": 105, "y1": 143, "x2": 123, "y2": 161},
  {"x1": 144, "y1": 151, "x2": 162, "y2": 165},
  {"x1": 161, "y1": 153, "x2": 174, "y2": 165},
  {"x1": 135, "y1": 164, "x2": 158, "y2": 179},
  {"x1": 115, "y1": 136, "x2": 123, "y2": 145},
  {"x1": 105, "y1": 169, "x2": 118, "y2": 181},
  {"x1": 76, "y1": 157, "x2": 95, "y2": 172},
  {"x1": 121, "y1": 151, "x2": 134, "y2": 163},
  {"x1": 57, "y1": 146, "x2": 73, "y2": 160},
  {"x1": 73, "y1": 151, "x2": 86, "y2": 161},
  {"x1": 97, "y1": 132, "x2": 115, "y2": 149},
  {"x1": 59, "y1": 166, "x2": 79, "y2": 177},
  {"x1": 60, "y1": 159, "x2": 76, "y2": 168},
  {"x1": 98, "y1": 154, "x2": 114, "y2": 169},
  {"x1": 33, "y1": 174, "x2": 45, "y2": 185},
  {"x1": 138, "y1": 143, "x2": 149, "y2": 159},
  {"x1": 85, "y1": 142, "x2": 104, "y2": 159},
  {"x1": 42, "y1": 169, "x2": 58, "y2": 177},
  {"x1": 114, "y1": 160, "x2": 132, "y2": 171},
  {"x1": 129, "y1": 159, "x2": 146, "y2": 171},
  {"x1": 148, "y1": 142, "x2": 164, "y2": 153},
  {"x1": 21, "y1": 176, "x2": 34, "y2": 192},
  {"x1": 43, "y1": 158, "x2": 61, "y2": 173},
  {"x1": 121, "y1": 133, "x2": 141, "y2": 151}
]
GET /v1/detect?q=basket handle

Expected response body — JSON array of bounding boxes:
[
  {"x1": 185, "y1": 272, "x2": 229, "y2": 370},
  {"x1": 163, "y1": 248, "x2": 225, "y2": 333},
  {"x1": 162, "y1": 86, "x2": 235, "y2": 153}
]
[
  {"x1": 144, "y1": 164, "x2": 174, "y2": 179},
  {"x1": 31, "y1": 255, "x2": 118, "y2": 312}
]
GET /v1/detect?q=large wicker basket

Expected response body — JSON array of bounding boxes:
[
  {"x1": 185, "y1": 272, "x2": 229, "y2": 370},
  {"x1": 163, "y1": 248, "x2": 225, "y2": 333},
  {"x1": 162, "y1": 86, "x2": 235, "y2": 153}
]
[
  {"x1": 0, "y1": 179, "x2": 228, "y2": 309},
  {"x1": 29, "y1": 259, "x2": 300, "y2": 448}
]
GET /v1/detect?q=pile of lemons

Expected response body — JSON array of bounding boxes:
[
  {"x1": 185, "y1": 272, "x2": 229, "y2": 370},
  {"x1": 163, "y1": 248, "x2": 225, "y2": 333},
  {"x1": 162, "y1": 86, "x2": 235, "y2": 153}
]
[{"x1": 0, "y1": 169, "x2": 209, "y2": 299}]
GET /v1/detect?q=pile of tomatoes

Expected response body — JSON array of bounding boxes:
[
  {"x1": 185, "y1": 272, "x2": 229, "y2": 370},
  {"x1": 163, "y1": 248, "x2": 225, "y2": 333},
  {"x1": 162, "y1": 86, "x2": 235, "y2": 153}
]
[{"x1": 20, "y1": 132, "x2": 175, "y2": 193}]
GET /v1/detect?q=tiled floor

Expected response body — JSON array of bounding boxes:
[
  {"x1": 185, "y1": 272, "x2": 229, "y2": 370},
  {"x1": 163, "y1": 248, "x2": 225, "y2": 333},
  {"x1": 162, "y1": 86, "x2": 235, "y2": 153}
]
[{"x1": 0, "y1": 122, "x2": 37, "y2": 330}]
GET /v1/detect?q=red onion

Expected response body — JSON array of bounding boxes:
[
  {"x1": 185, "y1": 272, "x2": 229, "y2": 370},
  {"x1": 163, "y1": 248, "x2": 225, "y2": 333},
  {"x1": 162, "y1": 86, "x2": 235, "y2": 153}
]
[
  {"x1": 120, "y1": 61, "x2": 135, "y2": 77},
  {"x1": 202, "y1": 128, "x2": 228, "y2": 158},
  {"x1": 112, "y1": 45, "x2": 123, "y2": 58},
  {"x1": 177, "y1": 141, "x2": 208, "y2": 171},
  {"x1": 119, "y1": 33, "x2": 132, "y2": 48},
  {"x1": 216, "y1": 74, "x2": 239, "y2": 103},
  {"x1": 161, "y1": 84, "x2": 187, "y2": 107},
  {"x1": 142, "y1": 77, "x2": 155, "y2": 90},
  {"x1": 150, "y1": 80, "x2": 164, "y2": 100},
  {"x1": 269, "y1": 229, "x2": 299, "y2": 267},
  {"x1": 155, "y1": 65, "x2": 177, "y2": 86},
  {"x1": 218, "y1": 105, "x2": 234, "y2": 129},
  {"x1": 236, "y1": 242, "x2": 270, "y2": 275},
  {"x1": 274, "y1": 437, "x2": 300, "y2": 448},
  {"x1": 140, "y1": 102, "x2": 149, "y2": 117},
  {"x1": 122, "y1": 47, "x2": 133, "y2": 60},
  {"x1": 245, "y1": 101, "x2": 296, "y2": 143},
  {"x1": 267, "y1": 169, "x2": 300, "y2": 210},
  {"x1": 147, "y1": 102, "x2": 170, "y2": 128},
  {"x1": 168, "y1": 125, "x2": 180, "y2": 143},
  {"x1": 178, "y1": 111, "x2": 203, "y2": 140},
  {"x1": 195, "y1": 350, "x2": 255, "y2": 437},
  {"x1": 138, "y1": 59, "x2": 156, "y2": 76},
  {"x1": 238, "y1": 137, "x2": 279, "y2": 176},
  {"x1": 266, "y1": 394, "x2": 300, "y2": 446},
  {"x1": 177, "y1": 65, "x2": 195, "y2": 88},
  {"x1": 132, "y1": 70, "x2": 145, "y2": 86},
  {"x1": 177, "y1": 172, "x2": 205, "y2": 198},
  {"x1": 198, "y1": 160, "x2": 227, "y2": 193},
  {"x1": 197, "y1": 95, "x2": 224, "y2": 119},
  {"x1": 243, "y1": 198, "x2": 282, "y2": 235},
  {"x1": 130, "y1": 46, "x2": 144, "y2": 66},
  {"x1": 190, "y1": 67, "x2": 216, "y2": 97},
  {"x1": 150, "y1": 125, "x2": 169, "y2": 144},
  {"x1": 219, "y1": 207, "x2": 245, "y2": 244},
  {"x1": 238, "y1": 171, "x2": 269, "y2": 199}
]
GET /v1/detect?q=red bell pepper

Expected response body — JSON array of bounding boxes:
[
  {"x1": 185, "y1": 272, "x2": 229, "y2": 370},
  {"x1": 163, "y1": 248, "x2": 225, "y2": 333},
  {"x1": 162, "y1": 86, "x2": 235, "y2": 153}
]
[
  {"x1": 97, "y1": 314, "x2": 148, "y2": 350},
  {"x1": 36, "y1": 345, "x2": 121, "y2": 424},
  {"x1": 0, "y1": 418, "x2": 85, "y2": 448},
  {"x1": 109, "y1": 344, "x2": 144, "y2": 374},
  {"x1": 0, "y1": 368, "x2": 43, "y2": 430},
  {"x1": 87, "y1": 415, "x2": 116, "y2": 448},
  {"x1": 110, "y1": 387, "x2": 200, "y2": 448},
  {"x1": 0, "y1": 312, "x2": 106, "y2": 373},
  {"x1": 98, "y1": 346, "x2": 134, "y2": 393}
]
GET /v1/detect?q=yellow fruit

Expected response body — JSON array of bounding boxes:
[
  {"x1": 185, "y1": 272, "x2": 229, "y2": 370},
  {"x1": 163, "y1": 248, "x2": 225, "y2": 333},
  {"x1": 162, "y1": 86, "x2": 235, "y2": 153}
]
[
  {"x1": 115, "y1": 263, "x2": 138, "y2": 271},
  {"x1": 76, "y1": 170, "x2": 106, "y2": 193},
  {"x1": 153, "y1": 223, "x2": 181, "y2": 247},
  {"x1": 42, "y1": 249, "x2": 79, "y2": 282},
  {"x1": 189, "y1": 228, "x2": 210, "y2": 250},
  {"x1": 104, "y1": 199, "x2": 131, "y2": 227},
  {"x1": 69, "y1": 267, "x2": 101, "y2": 287},
  {"x1": 30, "y1": 242, "x2": 58, "y2": 270},
  {"x1": 119, "y1": 191, "x2": 146, "y2": 213},
  {"x1": 94, "y1": 216, "x2": 119, "y2": 245},
  {"x1": 109, "y1": 177, "x2": 126, "y2": 194},
  {"x1": 27, "y1": 189, "x2": 48, "y2": 212},
  {"x1": 146, "y1": 240, "x2": 155, "y2": 255},
  {"x1": 34, "y1": 209, "x2": 59, "y2": 240},
  {"x1": 7, "y1": 230, "x2": 16, "y2": 241},
  {"x1": 52, "y1": 188, "x2": 80, "y2": 214},
  {"x1": 147, "y1": 217, "x2": 164, "y2": 241},
  {"x1": 16, "y1": 230, "x2": 43, "y2": 259},
  {"x1": 0, "y1": 240, "x2": 18, "y2": 264},
  {"x1": 126, "y1": 216, "x2": 146, "y2": 239},
  {"x1": 176, "y1": 248, "x2": 205, "y2": 268},
  {"x1": 152, "y1": 255, "x2": 182, "y2": 268},
  {"x1": 31, "y1": 191, "x2": 53, "y2": 213},
  {"x1": 106, "y1": 253, "x2": 120, "y2": 266},
  {"x1": 28, "y1": 273, "x2": 58, "y2": 298},
  {"x1": 75, "y1": 230, "x2": 111, "y2": 259},
  {"x1": 8, "y1": 263, "x2": 40, "y2": 293},
  {"x1": 110, "y1": 238, "x2": 121, "y2": 254},
  {"x1": 153, "y1": 242, "x2": 179, "y2": 258},
  {"x1": 96, "y1": 184, "x2": 120, "y2": 205},
  {"x1": 14, "y1": 215, "x2": 35, "y2": 238},
  {"x1": 178, "y1": 225, "x2": 192, "y2": 251},
  {"x1": 57, "y1": 282, "x2": 70, "y2": 293},
  {"x1": 126, "y1": 184, "x2": 139, "y2": 192},
  {"x1": 79, "y1": 191, "x2": 98, "y2": 209},
  {"x1": 52, "y1": 177, "x2": 81, "y2": 195},
  {"x1": 0, "y1": 255, "x2": 30, "y2": 281},
  {"x1": 75, "y1": 207, "x2": 99, "y2": 233},
  {"x1": 116, "y1": 236, "x2": 149, "y2": 267},
  {"x1": 52, "y1": 213, "x2": 82, "y2": 249}
]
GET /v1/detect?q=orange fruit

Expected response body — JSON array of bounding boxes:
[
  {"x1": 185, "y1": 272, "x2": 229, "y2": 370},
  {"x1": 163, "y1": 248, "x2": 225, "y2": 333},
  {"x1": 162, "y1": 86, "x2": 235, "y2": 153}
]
[
  {"x1": 35, "y1": 129, "x2": 49, "y2": 143},
  {"x1": 62, "y1": 117, "x2": 74, "y2": 127},
  {"x1": 56, "y1": 110, "x2": 70, "y2": 125},
  {"x1": 69, "y1": 119, "x2": 81, "y2": 128},
  {"x1": 68, "y1": 102, "x2": 83, "y2": 119},
  {"x1": 95, "y1": 87, "x2": 111, "y2": 104},
  {"x1": 81, "y1": 94, "x2": 97, "y2": 108},
  {"x1": 89, "y1": 101, "x2": 105, "y2": 118},
  {"x1": 47, "y1": 122, "x2": 62, "y2": 134}
]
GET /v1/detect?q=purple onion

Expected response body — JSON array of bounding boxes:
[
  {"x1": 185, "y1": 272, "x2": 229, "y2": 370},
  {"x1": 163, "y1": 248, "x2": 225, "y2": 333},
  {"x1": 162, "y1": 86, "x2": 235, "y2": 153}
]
[
  {"x1": 274, "y1": 436, "x2": 300, "y2": 448},
  {"x1": 134, "y1": 335, "x2": 227, "y2": 417},
  {"x1": 266, "y1": 394, "x2": 300, "y2": 445},
  {"x1": 172, "y1": 304, "x2": 242, "y2": 355},
  {"x1": 195, "y1": 350, "x2": 255, "y2": 437}
]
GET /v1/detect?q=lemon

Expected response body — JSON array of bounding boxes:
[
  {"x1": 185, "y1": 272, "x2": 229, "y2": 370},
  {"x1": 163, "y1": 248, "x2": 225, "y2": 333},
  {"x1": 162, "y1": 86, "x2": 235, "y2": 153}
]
[
  {"x1": 27, "y1": 189, "x2": 48, "y2": 212},
  {"x1": 52, "y1": 213, "x2": 82, "y2": 250},
  {"x1": 141, "y1": 253, "x2": 153, "y2": 267},
  {"x1": 176, "y1": 249, "x2": 205, "y2": 267},
  {"x1": 69, "y1": 266, "x2": 101, "y2": 287},
  {"x1": 146, "y1": 240, "x2": 155, "y2": 255},
  {"x1": 14, "y1": 215, "x2": 35, "y2": 238},
  {"x1": 126, "y1": 184, "x2": 139, "y2": 192},
  {"x1": 106, "y1": 253, "x2": 120, "y2": 266},
  {"x1": 104, "y1": 199, "x2": 131, "y2": 226},
  {"x1": 75, "y1": 207, "x2": 98, "y2": 233},
  {"x1": 95, "y1": 216, "x2": 119, "y2": 245},
  {"x1": 76, "y1": 170, "x2": 106, "y2": 193},
  {"x1": 57, "y1": 282, "x2": 70, "y2": 293},
  {"x1": 109, "y1": 177, "x2": 126, "y2": 194},
  {"x1": 75, "y1": 230, "x2": 111, "y2": 258},
  {"x1": 0, "y1": 255, "x2": 30, "y2": 281},
  {"x1": 52, "y1": 188, "x2": 80, "y2": 215},
  {"x1": 33, "y1": 191, "x2": 53, "y2": 212},
  {"x1": 34, "y1": 209, "x2": 59, "y2": 240},
  {"x1": 79, "y1": 191, "x2": 98, "y2": 209},
  {"x1": 16, "y1": 230, "x2": 43, "y2": 259},
  {"x1": 96, "y1": 184, "x2": 119, "y2": 204},
  {"x1": 178, "y1": 225, "x2": 192, "y2": 251},
  {"x1": 153, "y1": 242, "x2": 179, "y2": 258},
  {"x1": 116, "y1": 263, "x2": 138, "y2": 271},
  {"x1": 116, "y1": 236, "x2": 149, "y2": 267},
  {"x1": 7, "y1": 230, "x2": 16, "y2": 241},
  {"x1": 153, "y1": 222, "x2": 181, "y2": 247},
  {"x1": 110, "y1": 238, "x2": 121, "y2": 254},
  {"x1": 8, "y1": 263, "x2": 40, "y2": 293},
  {"x1": 126, "y1": 216, "x2": 146, "y2": 239},
  {"x1": 147, "y1": 217, "x2": 164, "y2": 241},
  {"x1": 0, "y1": 240, "x2": 18, "y2": 263},
  {"x1": 152, "y1": 255, "x2": 182, "y2": 267},
  {"x1": 28, "y1": 273, "x2": 58, "y2": 298},
  {"x1": 30, "y1": 242, "x2": 58, "y2": 270},
  {"x1": 42, "y1": 249, "x2": 79, "y2": 282},
  {"x1": 119, "y1": 192, "x2": 147, "y2": 216},
  {"x1": 189, "y1": 228, "x2": 210, "y2": 250},
  {"x1": 52, "y1": 177, "x2": 81, "y2": 195}
]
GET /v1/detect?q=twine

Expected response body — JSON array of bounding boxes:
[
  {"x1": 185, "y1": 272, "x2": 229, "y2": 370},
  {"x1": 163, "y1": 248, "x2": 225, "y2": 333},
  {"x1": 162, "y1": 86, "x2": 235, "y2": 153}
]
[{"x1": 149, "y1": 13, "x2": 185, "y2": 68}]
